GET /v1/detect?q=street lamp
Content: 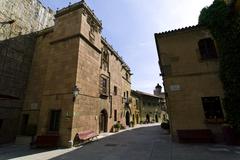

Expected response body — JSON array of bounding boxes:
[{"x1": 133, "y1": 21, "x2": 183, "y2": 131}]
[{"x1": 72, "y1": 85, "x2": 80, "y2": 102}]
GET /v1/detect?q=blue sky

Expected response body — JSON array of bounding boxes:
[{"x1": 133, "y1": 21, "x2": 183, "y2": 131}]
[{"x1": 40, "y1": 0, "x2": 214, "y2": 93}]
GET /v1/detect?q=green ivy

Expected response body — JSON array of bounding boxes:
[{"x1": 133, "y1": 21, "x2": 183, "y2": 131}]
[{"x1": 199, "y1": 0, "x2": 240, "y2": 131}]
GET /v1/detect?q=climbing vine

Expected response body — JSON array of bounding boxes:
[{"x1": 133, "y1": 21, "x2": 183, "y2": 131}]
[{"x1": 199, "y1": 0, "x2": 240, "y2": 131}]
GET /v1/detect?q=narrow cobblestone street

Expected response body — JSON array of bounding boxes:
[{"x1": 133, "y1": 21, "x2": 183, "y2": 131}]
[{"x1": 1, "y1": 124, "x2": 240, "y2": 160}]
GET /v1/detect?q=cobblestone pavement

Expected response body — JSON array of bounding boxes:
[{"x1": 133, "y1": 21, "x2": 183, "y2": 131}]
[{"x1": 0, "y1": 124, "x2": 240, "y2": 160}]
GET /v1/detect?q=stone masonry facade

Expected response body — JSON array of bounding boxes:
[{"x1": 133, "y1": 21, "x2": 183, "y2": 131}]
[
  {"x1": 0, "y1": 0, "x2": 54, "y2": 40},
  {"x1": 21, "y1": 1, "x2": 132, "y2": 147},
  {"x1": 155, "y1": 26, "x2": 225, "y2": 141},
  {"x1": 0, "y1": 0, "x2": 54, "y2": 144}
]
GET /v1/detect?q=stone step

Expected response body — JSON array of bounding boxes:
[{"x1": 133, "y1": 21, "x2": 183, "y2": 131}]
[{"x1": 15, "y1": 136, "x2": 32, "y2": 145}]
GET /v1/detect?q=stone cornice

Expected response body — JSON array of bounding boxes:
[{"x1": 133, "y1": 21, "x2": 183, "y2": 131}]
[{"x1": 101, "y1": 37, "x2": 131, "y2": 73}]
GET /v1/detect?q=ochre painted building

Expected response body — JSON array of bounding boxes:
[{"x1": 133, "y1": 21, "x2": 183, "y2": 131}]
[
  {"x1": 155, "y1": 26, "x2": 225, "y2": 141},
  {"x1": 130, "y1": 84, "x2": 167, "y2": 125},
  {"x1": 136, "y1": 91, "x2": 163, "y2": 123},
  {"x1": 21, "y1": 1, "x2": 131, "y2": 147}
]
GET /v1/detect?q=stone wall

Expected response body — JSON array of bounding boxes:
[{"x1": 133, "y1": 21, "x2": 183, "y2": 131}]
[
  {"x1": 0, "y1": 0, "x2": 54, "y2": 40},
  {"x1": 155, "y1": 26, "x2": 224, "y2": 140},
  {"x1": 0, "y1": 0, "x2": 54, "y2": 144}
]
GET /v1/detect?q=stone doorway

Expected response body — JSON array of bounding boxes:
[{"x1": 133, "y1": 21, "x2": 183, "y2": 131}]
[
  {"x1": 136, "y1": 114, "x2": 139, "y2": 124},
  {"x1": 20, "y1": 114, "x2": 29, "y2": 135},
  {"x1": 155, "y1": 114, "x2": 159, "y2": 122},
  {"x1": 99, "y1": 109, "x2": 108, "y2": 133},
  {"x1": 146, "y1": 114, "x2": 150, "y2": 123},
  {"x1": 126, "y1": 111, "x2": 130, "y2": 126}
]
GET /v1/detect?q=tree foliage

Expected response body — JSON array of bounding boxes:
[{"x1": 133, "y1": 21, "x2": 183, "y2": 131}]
[{"x1": 199, "y1": 0, "x2": 240, "y2": 131}]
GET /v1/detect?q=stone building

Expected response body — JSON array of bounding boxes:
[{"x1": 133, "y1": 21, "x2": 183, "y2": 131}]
[
  {"x1": 19, "y1": 1, "x2": 131, "y2": 147},
  {"x1": 130, "y1": 91, "x2": 141, "y2": 125},
  {"x1": 0, "y1": 0, "x2": 54, "y2": 144},
  {"x1": 132, "y1": 88, "x2": 165, "y2": 124},
  {"x1": 155, "y1": 25, "x2": 225, "y2": 141}
]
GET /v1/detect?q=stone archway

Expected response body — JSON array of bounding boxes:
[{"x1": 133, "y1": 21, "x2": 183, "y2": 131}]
[
  {"x1": 99, "y1": 109, "x2": 108, "y2": 133},
  {"x1": 126, "y1": 111, "x2": 130, "y2": 126}
]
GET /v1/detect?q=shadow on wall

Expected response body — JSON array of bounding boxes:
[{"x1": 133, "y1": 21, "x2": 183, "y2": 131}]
[{"x1": 0, "y1": 33, "x2": 37, "y2": 144}]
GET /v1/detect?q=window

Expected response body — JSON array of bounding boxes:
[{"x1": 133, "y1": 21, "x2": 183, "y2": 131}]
[
  {"x1": 201, "y1": 97, "x2": 224, "y2": 120},
  {"x1": 0, "y1": 119, "x2": 3, "y2": 129},
  {"x1": 49, "y1": 110, "x2": 61, "y2": 132},
  {"x1": 114, "y1": 110, "x2": 117, "y2": 121},
  {"x1": 114, "y1": 86, "x2": 117, "y2": 95},
  {"x1": 126, "y1": 91, "x2": 129, "y2": 98},
  {"x1": 89, "y1": 26, "x2": 95, "y2": 42},
  {"x1": 123, "y1": 92, "x2": 126, "y2": 98},
  {"x1": 126, "y1": 73, "x2": 129, "y2": 80},
  {"x1": 198, "y1": 38, "x2": 218, "y2": 59},
  {"x1": 100, "y1": 76, "x2": 108, "y2": 96},
  {"x1": 101, "y1": 50, "x2": 109, "y2": 71}
]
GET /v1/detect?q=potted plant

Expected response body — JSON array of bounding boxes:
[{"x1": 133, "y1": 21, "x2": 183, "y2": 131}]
[
  {"x1": 114, "y1": 122, "x2": 121, "y2": 132},
  {"x1": 161, "y1": 120, "x2": 170, "y2": 130}
]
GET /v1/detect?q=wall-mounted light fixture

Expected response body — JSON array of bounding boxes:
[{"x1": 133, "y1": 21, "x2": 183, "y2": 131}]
[{"x1": 72, "y1": 85, "x2": 80, "y2": 102}]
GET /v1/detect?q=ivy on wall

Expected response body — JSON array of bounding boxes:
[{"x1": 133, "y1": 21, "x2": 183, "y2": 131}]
[{"x1": 199, "y1": 0, "x2": 240, "y2": 131}]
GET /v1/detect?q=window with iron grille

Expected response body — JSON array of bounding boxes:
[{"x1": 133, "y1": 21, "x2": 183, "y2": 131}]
[
  {"x1": 114, "y1": 86, "x2": 117, "y2": 95},
  {"x1": 100, "y1": 75, "x2": 108, "y2": 96},
  {"x1": 201, "y1": 97, "x2": 224, "y2": 120},
  {"x1": 49, "y1": 110, "x2": 61, "y2": 132},
  {"x1": 101, "y1": 50, "x2": 109, "y2": 71},
  {"x1": 114, "y1": 110, "x2": 117, "y2": 121}
]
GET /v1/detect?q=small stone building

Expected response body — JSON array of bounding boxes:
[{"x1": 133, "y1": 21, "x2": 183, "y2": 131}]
[
  {"x1": 132, "y1": 89, "x2": 165, "y2": 124},
  {"x1": 155, "y1": 25, "x2": 225, "y2": 141}
]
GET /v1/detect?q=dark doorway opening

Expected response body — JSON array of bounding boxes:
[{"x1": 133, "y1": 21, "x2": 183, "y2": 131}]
[
  {"x1": 155, "y1": 114, "x2": 159, "y2": 122},
  {"x1": 146, "y1": 114, "x2": 150, "y2": 123},
  {"x1": 99, "y1": 109, "x2": 108, "y2": 133},
  {"x1": 132, "y1": 114, "x2": 135, "y2": 124},
  {"x1": 0, "y1": 119, "x2": 3, "y2": 130},
  {"x1": 49, "y1": 110, "x2": 61, "y2": 132},
  {"x1": 21, "y1": 114, "x2": 29, "y2": 135},
  {"x1": 126, "y1": 111, "x2": 130, "y2": 126},
  {"x1": 136, "y1": 114, "x2": 139, "y2": 124}
]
